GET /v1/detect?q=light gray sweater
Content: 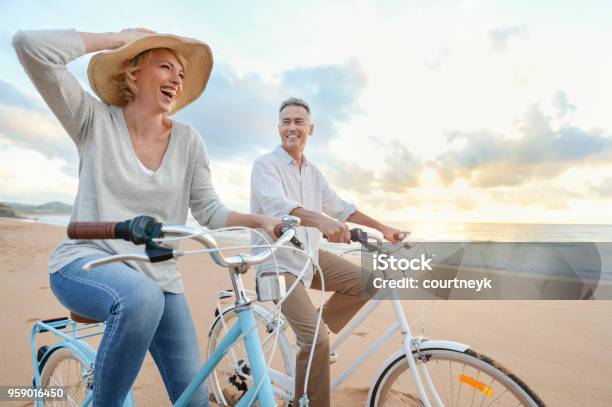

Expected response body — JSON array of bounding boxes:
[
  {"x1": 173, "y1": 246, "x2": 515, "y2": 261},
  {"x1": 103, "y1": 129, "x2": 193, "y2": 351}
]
[{"x1": 13, "y1": 29, "x2": 231, "y2": 293}]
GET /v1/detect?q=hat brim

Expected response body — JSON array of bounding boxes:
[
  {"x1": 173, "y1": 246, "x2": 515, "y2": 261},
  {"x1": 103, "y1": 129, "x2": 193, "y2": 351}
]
[{"x1": 87, "y1": 34, "x2": 213, "y2": 116}]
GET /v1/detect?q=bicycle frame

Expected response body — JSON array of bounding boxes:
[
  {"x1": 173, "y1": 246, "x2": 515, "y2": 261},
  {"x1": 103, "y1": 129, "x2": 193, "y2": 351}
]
[
  {"x1": 331, "y1": 284, "x2": 445, "y2": 407},
  {"x1": 32, "y1": 218, "x2": 301, "y2": 407},
  {"x1": 268, "y1": 281, "x2": 467, "y2": 407},
  {"x1": 32, "y1": 268, "x2": 276, "y2": 407},
  {"x1": 175, "y1": 267, "x2": 276, "y2": 407}
]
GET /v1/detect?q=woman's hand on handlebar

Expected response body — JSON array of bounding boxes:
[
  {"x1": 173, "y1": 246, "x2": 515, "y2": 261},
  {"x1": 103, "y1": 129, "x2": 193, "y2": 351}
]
[
  {"x1": 257, "y1": 214, "x2": 282, "y2": 240},
  {"x1": 225, "y1": 212, "x2": 281, "y2": 241}
]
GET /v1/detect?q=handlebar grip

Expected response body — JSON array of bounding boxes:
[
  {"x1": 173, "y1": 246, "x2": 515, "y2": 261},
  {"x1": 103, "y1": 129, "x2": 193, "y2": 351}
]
[
  {"x1": 350, "y1": 228, "x2": 362, "y2": 242},
  {"x1": 68, "y1": 222, "x2": 118, "y2": 240},
  {"x1": 324, "y1": 229, "x2": 365, "y2": 243}
]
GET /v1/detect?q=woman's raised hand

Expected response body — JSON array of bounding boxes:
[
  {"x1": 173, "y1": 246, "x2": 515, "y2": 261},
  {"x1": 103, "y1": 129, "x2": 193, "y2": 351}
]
[
  {"x1": 116, "y1": 28, "x2": 157, "y2": 46},
  {"x1": 80, "y1": 28, "x2": 157, "y2": 53}
]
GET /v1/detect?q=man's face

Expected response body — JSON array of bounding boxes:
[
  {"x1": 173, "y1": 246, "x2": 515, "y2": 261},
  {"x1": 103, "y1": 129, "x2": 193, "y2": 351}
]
[{"x1": 278, "y1": 105, "x2": 314, "y2": 154}]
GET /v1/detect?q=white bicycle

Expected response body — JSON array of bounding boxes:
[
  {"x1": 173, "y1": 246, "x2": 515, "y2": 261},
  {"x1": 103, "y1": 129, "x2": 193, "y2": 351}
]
[{"x1": 207, "y1": 229, "x2": 546, "y2": 407}]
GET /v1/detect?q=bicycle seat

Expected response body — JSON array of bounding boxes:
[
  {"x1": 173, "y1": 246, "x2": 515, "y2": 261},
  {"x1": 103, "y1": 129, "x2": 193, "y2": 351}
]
[{"x1": 70, "y1": 311, "x2": 105, "y2": 324}]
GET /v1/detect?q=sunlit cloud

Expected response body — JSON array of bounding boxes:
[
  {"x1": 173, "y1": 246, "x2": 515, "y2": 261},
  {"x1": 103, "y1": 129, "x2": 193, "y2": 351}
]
[
  {"x1": 434, "y1": 103, "x2": 612, "y2": 188},
  {"x1": 488, "y1": 24, "x2": 529, "y2": 53}
]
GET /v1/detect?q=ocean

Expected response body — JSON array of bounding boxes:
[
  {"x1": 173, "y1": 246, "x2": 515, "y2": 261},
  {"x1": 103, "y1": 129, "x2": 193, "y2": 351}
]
[
  {"x1": 22, "y1": 214, "x2": 612, "y2": 243},
  {"x1": 17, "y1": 214, "x2": 612, "y2": 289}
]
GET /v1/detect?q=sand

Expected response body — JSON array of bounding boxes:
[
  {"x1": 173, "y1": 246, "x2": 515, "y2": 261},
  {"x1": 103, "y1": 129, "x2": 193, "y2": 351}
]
[{"x1": 0, "y1": 218, "x2": 611, "y2": 406}]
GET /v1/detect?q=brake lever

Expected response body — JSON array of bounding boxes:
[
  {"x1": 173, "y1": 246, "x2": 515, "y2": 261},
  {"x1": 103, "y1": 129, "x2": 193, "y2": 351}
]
[
  {"x1": 274, "y1": 215, "x2": 305, "y2": 250},
  {"x1": 339, "y1": 248, "x2": 369, "y2": 257}
]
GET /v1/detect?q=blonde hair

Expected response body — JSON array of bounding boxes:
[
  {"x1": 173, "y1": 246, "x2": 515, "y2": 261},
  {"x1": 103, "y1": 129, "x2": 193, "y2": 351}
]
[{"x1": 114, "y1": 48, "x2": 188, "y2": 103}]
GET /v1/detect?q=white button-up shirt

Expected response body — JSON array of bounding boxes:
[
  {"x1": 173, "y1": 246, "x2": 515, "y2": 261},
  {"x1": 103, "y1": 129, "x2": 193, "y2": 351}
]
[{"x1": 250, "y1": 145, "x2": 357, "y2": 286}]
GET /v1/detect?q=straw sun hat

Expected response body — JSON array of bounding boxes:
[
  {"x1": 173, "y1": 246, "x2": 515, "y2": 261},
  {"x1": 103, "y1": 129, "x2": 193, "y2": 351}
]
[{"x1": 87, "y1": 34, "x2": 213, "y2": 116}]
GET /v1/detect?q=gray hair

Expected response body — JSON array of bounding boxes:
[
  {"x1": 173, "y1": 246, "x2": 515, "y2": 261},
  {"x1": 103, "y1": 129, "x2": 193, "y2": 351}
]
[{"x1": 279, "y1": 97, "x2": 310, "y2": 116}]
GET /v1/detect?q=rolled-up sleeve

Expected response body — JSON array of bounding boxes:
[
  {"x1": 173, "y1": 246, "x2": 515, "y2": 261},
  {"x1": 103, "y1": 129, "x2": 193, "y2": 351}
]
[
  {"x1": 189, "y1": 133, "x2": 231, "y2": 229},
  {"x1": 251, "y1": 158, "x2": 302, "y2": 217},
  {"x1": 320, "y1": 172, "x2": 357, "y2": 222}
]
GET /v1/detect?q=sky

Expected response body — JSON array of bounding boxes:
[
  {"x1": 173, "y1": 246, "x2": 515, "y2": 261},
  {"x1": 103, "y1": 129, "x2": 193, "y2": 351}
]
[{"x1": 1, "y1": 0, "x2": 612, "y2": 224}]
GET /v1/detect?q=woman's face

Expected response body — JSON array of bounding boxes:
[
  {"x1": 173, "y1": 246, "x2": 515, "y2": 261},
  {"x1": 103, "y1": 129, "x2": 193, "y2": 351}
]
[{"x1": 129, "y1": 48, "x2": 185, "y2": 114}]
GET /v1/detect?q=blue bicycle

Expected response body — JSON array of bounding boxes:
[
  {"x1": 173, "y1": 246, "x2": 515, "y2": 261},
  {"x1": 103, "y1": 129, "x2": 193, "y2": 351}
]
[{"x1": 30, "y1": 215, "x2": 301, "y2": 407}]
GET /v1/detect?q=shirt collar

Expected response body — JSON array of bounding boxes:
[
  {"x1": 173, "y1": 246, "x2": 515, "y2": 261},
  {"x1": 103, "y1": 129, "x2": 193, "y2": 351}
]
[{"x1": 274, "y1": 145, "x2": 309, "y2": 167}]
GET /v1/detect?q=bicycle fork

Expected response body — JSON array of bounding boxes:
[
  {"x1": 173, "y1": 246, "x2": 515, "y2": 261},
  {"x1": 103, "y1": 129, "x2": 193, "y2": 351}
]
[
  {"x1": 235, "y1": 306, "x2": 277, "y2": 406},
  {"x1": 230, "y1": 267, "x2": 276, "y2": 407},
  {"x1": 388, "y1": 287, "x2": 445, "y2": 407}
]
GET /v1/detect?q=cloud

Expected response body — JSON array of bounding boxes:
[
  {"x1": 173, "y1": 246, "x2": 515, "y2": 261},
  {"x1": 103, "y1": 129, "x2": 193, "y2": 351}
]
[
  {"x1": 553, "y1": 90, "x2": 577, "y2": 118},
  {"x1": 0, "y1": 79, "x2": 43, "y2": 111},
  {"x1": 435, "y1": 103, "x2": 612, "y2": 187},
  {"x1": 280, "y1": 60, "x2": 366, "y2": 140},
  {"x1": 590, "y1": 176, "x2": 612, "y2": 198},
  {"x1": 175, "y1": 60, "x2": 366, "y2": 158},
  {"x1": 487, "y1": 184, "x2": 581, "y2": 210},
  {"x1": 425, "y1": 46, "x2": 451, "y2": 71},
  {"x1": 0, "y1": 145, "x2": 78, "y2": 205},
  {"x1": 488, "y1": 24, "x2": 528, "y2": 53},
  {"x1": 324, "y1": 140, "x2": 422, "y2": 198},
  {"x1": 378, "y1": 143, "x2": 422, "y2": 193},
  {"x1": 325, "y1": 161, "x2": 379, "y2": 195},
  {"x1": 0, "y1": 105, "x2": 78, "y2": 175}
]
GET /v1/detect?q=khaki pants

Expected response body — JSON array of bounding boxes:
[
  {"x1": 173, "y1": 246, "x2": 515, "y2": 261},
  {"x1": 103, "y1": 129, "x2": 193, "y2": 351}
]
[{"x1": 281, "y1": 249, "x2": 372, "y2": 407}]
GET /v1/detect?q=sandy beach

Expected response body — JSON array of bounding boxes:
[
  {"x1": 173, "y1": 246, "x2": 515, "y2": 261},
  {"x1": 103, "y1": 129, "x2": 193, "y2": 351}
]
[{"x1": 1, "y1": 218, "x2": 611, "y2": 406}]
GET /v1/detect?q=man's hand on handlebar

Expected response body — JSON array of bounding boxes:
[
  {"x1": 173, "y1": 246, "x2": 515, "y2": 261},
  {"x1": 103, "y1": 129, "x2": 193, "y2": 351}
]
[
  {"x1": 378, "y1": 225, "x2": 407, "y2": 243},
  {"x1": 319, "y1": 218, "x2": 351, "y2": 243}
]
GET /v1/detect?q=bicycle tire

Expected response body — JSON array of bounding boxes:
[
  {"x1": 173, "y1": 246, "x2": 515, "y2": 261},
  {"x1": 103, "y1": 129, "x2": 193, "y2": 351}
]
[
  {"x1": 40, "y1": 347, "x2": 92, "y2": 407},
  {"x1": 207, "y1": 305, "x2": 295, "y2": 406},
  {"x1": 369, "y1": 347, "x2": 545, "y2": 407}
]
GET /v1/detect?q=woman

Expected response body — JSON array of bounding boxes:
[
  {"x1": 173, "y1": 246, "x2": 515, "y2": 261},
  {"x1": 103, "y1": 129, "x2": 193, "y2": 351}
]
[{"x1": 13, "y1": 28, "x2": 277, "y2": 406}]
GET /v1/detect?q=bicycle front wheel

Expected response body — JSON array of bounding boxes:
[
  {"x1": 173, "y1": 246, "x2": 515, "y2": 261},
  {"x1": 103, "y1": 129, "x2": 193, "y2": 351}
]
[
  {"x1": 40, "y1": 347, "x2": 92, "y2": 407},
  {"x1": 369, "y1": 348, "x2": 545, "y2": 407},
  {"x1": 207, "y1": 305, "x2": 295, "y2": 406}
]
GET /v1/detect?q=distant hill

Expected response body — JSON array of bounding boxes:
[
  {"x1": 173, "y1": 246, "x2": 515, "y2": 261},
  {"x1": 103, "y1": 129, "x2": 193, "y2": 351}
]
[
  {"x1": 0, "y1": 202, "x2": 16, "y2": 217},
  {"x1": 1, "y1": 201, "x2": 73, "y2": 215}
]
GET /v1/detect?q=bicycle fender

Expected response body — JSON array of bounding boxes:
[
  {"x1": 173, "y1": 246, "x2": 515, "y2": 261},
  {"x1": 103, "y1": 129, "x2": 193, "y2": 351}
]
[
  {"x1": 37, "y1": 340, "x2": 96, "y2": 374},
  {"x1": 418, "y1": 340, "x2": 469, "y2": 353}
]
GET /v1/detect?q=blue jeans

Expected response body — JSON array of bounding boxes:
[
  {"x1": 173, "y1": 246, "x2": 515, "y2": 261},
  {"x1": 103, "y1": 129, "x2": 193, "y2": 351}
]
[{"x1": 49, "y1": 255, "x2": 210, "y2": 407}]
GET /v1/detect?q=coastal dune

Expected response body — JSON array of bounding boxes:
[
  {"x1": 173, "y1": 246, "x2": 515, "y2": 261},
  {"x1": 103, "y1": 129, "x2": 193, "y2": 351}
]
[{"x1": 0, "y1": 218, "x2": 611, "y2": 406}]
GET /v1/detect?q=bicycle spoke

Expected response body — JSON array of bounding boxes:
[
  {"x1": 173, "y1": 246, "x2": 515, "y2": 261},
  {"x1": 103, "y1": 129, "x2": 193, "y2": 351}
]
[
  {"x1": 479, "y1": 376, "x2": 496, "y2": 407},
  {"x1": 434, "y1": 358, "x2": 451, "y2": 406},
  {"x1": 455, "y1": 364, "x2": 466, "y2": 407},
  {"x1": 449, "y1": 361, "x2": 454, "y2": 406},
  {"x1": 486, "y1": 387, "x2": 509, "y2": 407}
]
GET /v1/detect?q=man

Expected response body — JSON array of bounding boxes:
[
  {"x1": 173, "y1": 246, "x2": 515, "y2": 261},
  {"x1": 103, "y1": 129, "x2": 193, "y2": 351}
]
[{"x1": 250, "y1": 97, "x2": 405, "y2": 406}]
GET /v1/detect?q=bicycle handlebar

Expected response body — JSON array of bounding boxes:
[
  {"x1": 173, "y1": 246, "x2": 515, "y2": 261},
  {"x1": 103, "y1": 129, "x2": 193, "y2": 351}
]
[
  {"x1": 73, "y1": 215, "x2": 302, "y2": 271},
  {"x1": 346, "y1": 228, "x2": 410, "y2": 252}
]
